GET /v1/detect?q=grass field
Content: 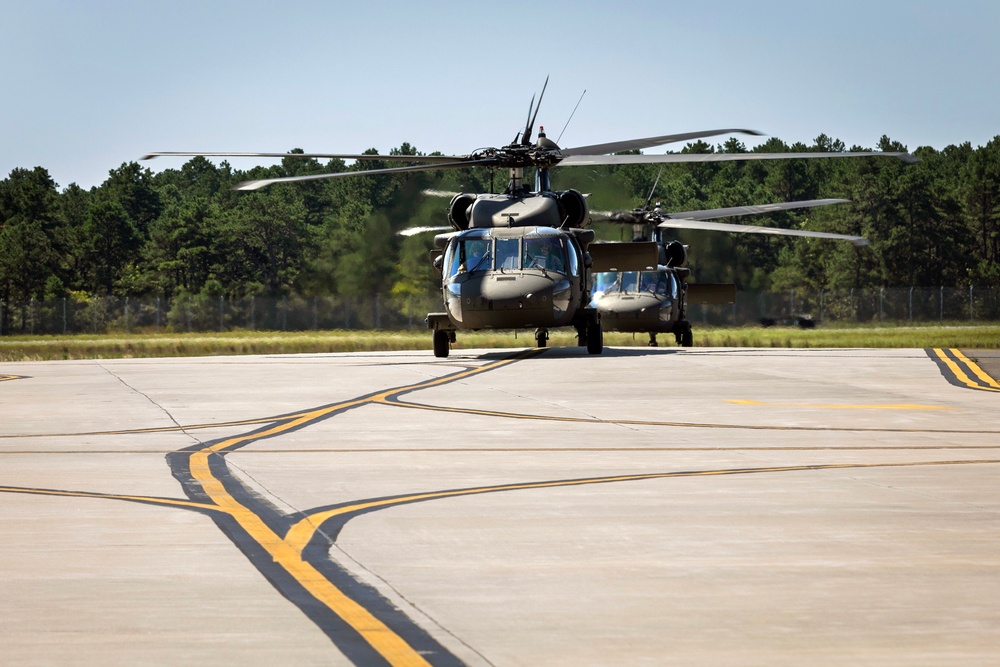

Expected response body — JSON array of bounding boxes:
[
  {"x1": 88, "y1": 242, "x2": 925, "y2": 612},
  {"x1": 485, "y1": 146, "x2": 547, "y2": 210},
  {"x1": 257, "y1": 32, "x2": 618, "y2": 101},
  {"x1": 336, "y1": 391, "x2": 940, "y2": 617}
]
[{"x1": 1, "y1": 323, "x2": 998, "y2": 361}]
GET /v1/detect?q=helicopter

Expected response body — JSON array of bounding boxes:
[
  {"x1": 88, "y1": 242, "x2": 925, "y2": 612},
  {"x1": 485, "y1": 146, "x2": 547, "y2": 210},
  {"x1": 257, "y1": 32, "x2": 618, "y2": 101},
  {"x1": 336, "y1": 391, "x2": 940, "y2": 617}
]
[
  {"x1": 589, "y1": 193, "x2": 867, "y2": 347},
  {"x1": 143, "y1": 79, "x2": 916, "y2": 358}
]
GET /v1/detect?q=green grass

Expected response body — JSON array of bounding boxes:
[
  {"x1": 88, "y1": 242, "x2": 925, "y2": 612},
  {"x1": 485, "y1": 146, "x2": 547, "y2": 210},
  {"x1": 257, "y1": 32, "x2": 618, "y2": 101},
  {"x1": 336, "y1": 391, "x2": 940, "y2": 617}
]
[{"x1": 1, "y1": 323, "x2": 998, "y2": 361}]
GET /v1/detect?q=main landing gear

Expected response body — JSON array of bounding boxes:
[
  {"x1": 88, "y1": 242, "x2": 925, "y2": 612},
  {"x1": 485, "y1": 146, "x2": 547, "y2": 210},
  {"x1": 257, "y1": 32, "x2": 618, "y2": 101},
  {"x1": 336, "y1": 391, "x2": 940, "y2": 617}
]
[
  {"x1": 574, "y1": 310, "x2": 603, "y2": 355},
  {"x1": 433, "y1": 329, "x2": 455, "y2": 358},
  {"x1": 673, "y1": 321, "x2": 693, "y2": 347}
]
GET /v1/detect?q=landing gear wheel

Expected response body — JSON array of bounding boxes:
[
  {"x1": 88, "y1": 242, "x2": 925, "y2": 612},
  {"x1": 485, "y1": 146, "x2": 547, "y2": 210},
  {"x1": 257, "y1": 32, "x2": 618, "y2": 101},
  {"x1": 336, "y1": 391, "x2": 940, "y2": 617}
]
[
  {"x1": 587, "y1": 319, "x2": 603, "y2": 355},
  {"x1": 648, "y1": 333, "x2": 659, "y2": 347},
  {"x1": 681, "y1": 328, "x2": 693, "y2": 348},
  {"x1": 433, "y1": 330, "x2": 450, "y2": 358},
  {"x1": 535, "y1": 328, "x2": 549, "y2": 348}
]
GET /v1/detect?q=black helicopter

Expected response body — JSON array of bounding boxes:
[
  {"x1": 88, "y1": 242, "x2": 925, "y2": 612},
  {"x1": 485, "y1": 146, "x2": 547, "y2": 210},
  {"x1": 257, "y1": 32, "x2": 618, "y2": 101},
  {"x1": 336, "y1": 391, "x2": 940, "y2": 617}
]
[
  {"x1": 589, "y1": 193, "x2": 867, "y2": 347},
  {"x1": 144, "y1": 79, "x2": 915, "y2": 357}
]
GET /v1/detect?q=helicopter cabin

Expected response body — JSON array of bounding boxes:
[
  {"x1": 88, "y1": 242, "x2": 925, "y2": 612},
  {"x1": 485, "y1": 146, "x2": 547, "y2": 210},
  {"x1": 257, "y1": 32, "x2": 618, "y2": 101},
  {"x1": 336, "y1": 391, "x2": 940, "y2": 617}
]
[
  {"x1": 437, "y1": 226, "x2": 584, "y2": 330},
  {"x1": 590, "y1": 268, "x2": 682, "y2": 333}
]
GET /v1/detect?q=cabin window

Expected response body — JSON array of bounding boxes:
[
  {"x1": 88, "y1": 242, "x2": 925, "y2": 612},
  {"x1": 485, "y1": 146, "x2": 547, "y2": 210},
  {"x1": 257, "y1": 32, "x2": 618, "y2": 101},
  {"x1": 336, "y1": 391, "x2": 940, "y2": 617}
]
[
  {"x1": 665, "y1": 272, "x2": 678, "y2": 299},
  {"x1": 444, "y1": 242, "x2": 459, "y2": 278},
  {"x1": 567, "y1": 240, "x2": 580, "y2": 276}
]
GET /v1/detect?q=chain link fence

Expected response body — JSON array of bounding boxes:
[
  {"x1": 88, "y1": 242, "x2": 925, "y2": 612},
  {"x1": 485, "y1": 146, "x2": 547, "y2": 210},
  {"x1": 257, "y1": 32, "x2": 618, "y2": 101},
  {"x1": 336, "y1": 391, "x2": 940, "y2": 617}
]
[
  {"x1": 690, "y1": 286, "x2": 1000, "y2": 327},
  {"x1": 0, "y1": 294, "x2": 445, "y2": 336},
  {"x1": 1, "y1": 287, "x2": 998, "y2": 335}
]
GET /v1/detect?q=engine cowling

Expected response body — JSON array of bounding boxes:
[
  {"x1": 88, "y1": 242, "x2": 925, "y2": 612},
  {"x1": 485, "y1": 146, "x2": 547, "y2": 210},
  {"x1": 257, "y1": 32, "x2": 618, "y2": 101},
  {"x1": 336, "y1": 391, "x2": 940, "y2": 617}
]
[
  {"x1": 555, "y1": 189, "x2": 588, "y2": 229},
  {"x1": 661, "y1": 240, "x2": 688, "y2": 267},
  {"x1": 448, "y1": 193, "x2": 477, "y2": 230}
]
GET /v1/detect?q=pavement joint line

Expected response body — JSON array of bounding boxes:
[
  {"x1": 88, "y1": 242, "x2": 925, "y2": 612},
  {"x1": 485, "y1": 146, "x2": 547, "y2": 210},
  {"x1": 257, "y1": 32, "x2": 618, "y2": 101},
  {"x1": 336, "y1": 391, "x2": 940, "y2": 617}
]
[{"x1": 3, "y1": 346, "x2": 997, "y2": 666}]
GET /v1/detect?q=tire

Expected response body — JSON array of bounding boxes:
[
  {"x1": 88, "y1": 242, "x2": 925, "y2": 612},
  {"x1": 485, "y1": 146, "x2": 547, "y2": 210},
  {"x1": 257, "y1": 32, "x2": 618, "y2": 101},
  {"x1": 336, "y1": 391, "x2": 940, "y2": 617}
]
[
  {"x1": 433, "y1": 330, "x2": 450, "y2": 358},
  {"x1": 587, "y1": 319, "x2": 603, "y2": 355},
  {"x1": 681, "y1": 328, "x2": 693, "y2": 348}
]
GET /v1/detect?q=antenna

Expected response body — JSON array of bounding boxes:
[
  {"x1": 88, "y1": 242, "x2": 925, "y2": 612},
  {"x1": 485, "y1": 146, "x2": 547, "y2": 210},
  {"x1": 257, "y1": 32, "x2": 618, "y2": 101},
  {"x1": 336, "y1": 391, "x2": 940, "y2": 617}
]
[
  {"x1": 643, "y1": 167, "x2": 664, "y2": 210},
  {"x1": 522, "y1": 75, "x2": 549, "y2": 145},
  {"x1": 556, "y1": 89, "x2": 587, "y2": 145}
]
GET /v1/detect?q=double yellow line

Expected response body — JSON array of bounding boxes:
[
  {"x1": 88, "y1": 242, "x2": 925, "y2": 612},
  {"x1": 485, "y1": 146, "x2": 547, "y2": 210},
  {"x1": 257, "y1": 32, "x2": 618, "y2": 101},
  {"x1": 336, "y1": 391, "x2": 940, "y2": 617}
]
[
  {"x1": 185, "y1": 351, "x2": 537, "y2": 667},
  {"x1": 932, "y1": 348, "x2": 1000, "y2": 392}
]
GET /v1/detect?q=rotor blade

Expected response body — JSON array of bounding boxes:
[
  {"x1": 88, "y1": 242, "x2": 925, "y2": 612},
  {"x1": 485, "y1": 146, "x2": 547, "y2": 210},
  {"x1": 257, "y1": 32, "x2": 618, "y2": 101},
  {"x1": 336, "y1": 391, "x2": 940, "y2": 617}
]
[
  {"x1": 523, "y1": 75, "x2": 549, "y2": 146},
  {"x1": 560, "y1": 129, "x2": 764, "y2": 156},
  {"x1": 142, "y1": 151, "x2": 472, "y2": 163},
  {"x1": 398, "y1": 225, "x2": 454, "y2": 237},
  {"x1": 588, "y1": 210, "x2": 618, "y2": 222},
  {"x1": 559, "y1": 150, "x2": 919, "y2": 165},
  {"x1": 658, "y1": 218, "x2": 870, "y2": 246},
  {"x1": 232, "y1": 158, "x2": 497, "y2": 191},
  {"x1": 421, "y1": 188, "x2": 461, "y2": 198},
  {"x1": 664, "y1": 198, "x2": 850, "y2": 221}
]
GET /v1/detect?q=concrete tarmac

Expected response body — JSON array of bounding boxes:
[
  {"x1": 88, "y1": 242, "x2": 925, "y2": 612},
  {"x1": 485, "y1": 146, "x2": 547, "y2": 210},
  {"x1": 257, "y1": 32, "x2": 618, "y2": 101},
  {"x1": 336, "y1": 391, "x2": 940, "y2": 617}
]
[{"x1": 1, "y1": 347, "x2": 998, "y2": 666}]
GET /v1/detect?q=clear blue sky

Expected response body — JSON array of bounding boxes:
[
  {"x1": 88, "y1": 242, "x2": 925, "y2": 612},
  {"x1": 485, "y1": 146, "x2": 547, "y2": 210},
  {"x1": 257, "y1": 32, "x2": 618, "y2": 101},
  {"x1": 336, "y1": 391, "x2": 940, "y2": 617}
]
[{"x1": 3, "y1": 0, "x2": 998, "y2": 190}]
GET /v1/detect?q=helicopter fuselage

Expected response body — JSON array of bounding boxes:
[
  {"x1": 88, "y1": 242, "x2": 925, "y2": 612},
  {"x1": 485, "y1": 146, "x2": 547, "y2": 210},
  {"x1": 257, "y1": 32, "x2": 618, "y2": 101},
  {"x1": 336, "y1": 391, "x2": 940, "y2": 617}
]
[
  {"x1": 438, "y1": 225, "x2": 586, "y2": 331},
  {"x1": 591, "y1": 267, "x2": 685, "y2": 335}
]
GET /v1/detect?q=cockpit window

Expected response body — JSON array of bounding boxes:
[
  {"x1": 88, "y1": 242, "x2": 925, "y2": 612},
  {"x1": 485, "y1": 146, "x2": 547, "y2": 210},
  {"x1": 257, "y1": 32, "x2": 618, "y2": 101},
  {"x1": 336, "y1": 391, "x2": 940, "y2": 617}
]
[
  {"x1": 523, "y1": 237, "x2": 566, "y2": 273},
  {"x1": 639, "y1": 271, "x2": 667, "y2": 294},
  {"x1": 594, "y1": 271, "x2": 620, "y2": 293},
  {"x1": 495, "y1": 238, "x2": 519, "y2": 270},
  {"x1": 446, "y1": 238, "x2": 493, "y2": 277},
  {"x1": 595, "y1": 270, "x2": 673, "y2": 296},
  {"x1": 445, "y1": 233, "x2": 578, "y2": 278},
  {"x1": 620, "y1": 271, "x2": 639, "y2": 293}
]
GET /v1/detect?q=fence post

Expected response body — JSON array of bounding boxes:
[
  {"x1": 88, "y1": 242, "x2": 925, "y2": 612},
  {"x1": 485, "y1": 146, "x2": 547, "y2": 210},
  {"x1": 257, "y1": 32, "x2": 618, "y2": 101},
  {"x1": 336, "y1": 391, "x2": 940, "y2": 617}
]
[
  {"x1": 1, "y1": 301, "x2": 4, "y2": 336},
  {"x1": 63, "y1": 297, "x2": 67, "y2": 334},
  {"x1": 908, "y1": 286, "x2": 913, "y2": 322},
  {"x1": 251, "y1": 296, "x2": 256, "y2": 331},
  {"x1": 939, "y1": 286, "x2": 943, "y2": 321},
  {"x1": 970, "y1": 285, "x2": 974, "y2": 320},
  {"x1": 820, "y1": 289, "x2": 825, "y2": 323},
  {"x1": 219, "y1": 295, "x2": 224, "y2": 332},
  {"x1": 879, "y1": 288, "x2": 884, "y2": 322}
]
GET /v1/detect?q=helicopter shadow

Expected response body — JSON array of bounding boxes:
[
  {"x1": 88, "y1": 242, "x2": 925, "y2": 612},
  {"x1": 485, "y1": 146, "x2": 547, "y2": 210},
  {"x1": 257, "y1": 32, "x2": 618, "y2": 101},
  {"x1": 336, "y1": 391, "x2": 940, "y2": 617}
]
[{"x1": 450, "y1": 346, "x2": 685, "y2": 361}]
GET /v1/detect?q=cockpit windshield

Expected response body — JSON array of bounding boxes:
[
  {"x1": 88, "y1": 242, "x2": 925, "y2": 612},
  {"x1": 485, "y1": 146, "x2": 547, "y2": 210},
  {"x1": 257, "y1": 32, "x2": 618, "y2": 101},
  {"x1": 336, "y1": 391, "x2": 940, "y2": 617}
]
[
  {"x1": 594, "y1": 270, "x2": 675, "y2": 297},
  {"x1": 445, "y1": 232, "x2": 574, "y2": 279}
]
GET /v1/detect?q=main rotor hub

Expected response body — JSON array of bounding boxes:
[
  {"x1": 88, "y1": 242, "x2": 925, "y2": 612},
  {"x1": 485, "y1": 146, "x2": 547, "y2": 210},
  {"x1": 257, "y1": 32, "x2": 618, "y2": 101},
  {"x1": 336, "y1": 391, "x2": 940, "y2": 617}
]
[{"x1": 472, "y1": 140, "x2": 563, "y2": 170}]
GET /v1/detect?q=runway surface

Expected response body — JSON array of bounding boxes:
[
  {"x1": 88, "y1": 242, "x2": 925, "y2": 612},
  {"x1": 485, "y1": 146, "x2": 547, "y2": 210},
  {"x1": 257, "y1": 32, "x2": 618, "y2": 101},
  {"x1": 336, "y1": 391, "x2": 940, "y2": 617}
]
[{"x1": 1, "y1": 347, "x2": 998, "y2": 666}]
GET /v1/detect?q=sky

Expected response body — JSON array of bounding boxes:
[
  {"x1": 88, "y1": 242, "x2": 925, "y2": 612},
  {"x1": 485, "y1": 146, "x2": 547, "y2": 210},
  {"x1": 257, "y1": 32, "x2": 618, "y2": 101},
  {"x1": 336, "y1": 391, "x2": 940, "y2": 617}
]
[{"x1": 3, "y1": 0, "x2": 999, "y2": 190}]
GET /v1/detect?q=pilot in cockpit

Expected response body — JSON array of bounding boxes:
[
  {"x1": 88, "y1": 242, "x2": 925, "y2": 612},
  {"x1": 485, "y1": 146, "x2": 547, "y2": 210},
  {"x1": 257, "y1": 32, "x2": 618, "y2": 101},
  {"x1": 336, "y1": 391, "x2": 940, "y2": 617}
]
[
  {"x1": 526, "y1": 241, "x2": 565, "y2": 272},
  {"x1": 460, "y1": 240, "x2": 490, "y2": 272}
]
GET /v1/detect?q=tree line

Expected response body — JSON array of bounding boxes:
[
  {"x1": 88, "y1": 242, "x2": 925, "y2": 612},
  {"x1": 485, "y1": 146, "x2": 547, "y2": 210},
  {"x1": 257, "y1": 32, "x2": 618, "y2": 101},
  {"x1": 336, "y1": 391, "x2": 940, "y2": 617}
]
[{"x1": 2, "y1": 135, "x2": 999, "y2": 323}]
